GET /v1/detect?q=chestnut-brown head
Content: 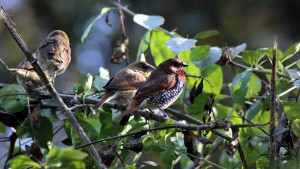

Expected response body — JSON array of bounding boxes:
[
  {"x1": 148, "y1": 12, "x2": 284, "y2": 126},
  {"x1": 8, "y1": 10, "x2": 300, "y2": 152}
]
[
  {"x1": 158, "y1": 58, "x2": 188, "y2": 76},
  {"x1": 127, "y1": 61, "x2": 156, "y2": 77}
]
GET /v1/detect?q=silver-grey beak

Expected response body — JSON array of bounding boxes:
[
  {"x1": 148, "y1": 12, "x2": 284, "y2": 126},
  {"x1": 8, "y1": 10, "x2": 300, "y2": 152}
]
[
  {"x1": 181, "y1": 62, "x2": 188, "y2": 67},
  {"x1": 147, "y1": 64, "x2": 156, "y2": 72}
]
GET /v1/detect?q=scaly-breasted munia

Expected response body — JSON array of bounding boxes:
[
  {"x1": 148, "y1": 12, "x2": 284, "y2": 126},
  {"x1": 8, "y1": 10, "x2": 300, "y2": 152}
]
[
  {"x1": 36, "y1": 30, "x2": 71, "y2": 78},
  {"x1": 12, "y1": 30, "x2": 71, "y2": 92},
  {"x1": 118, "y1": 58, "x2": 188, "y2": 120},
  {"x1": 93, "y1": 61, "x2": 155, "y2": 109}
]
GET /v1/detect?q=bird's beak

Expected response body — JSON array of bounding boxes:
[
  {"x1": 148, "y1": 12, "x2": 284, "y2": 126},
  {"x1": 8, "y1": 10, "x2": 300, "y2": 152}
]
[
  {"x1": 147, "y1": 64, "x2": 156, "y2": 72},
  {"x1": 181, "y1": 62, "x2": 188, "y2": 68}
]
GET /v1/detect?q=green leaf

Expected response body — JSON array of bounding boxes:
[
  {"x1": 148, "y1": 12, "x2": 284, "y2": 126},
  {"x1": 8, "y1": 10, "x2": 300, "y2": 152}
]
[
  {"x1": 99, "y1": 108, "x2": 124, "y2": 138},
  {"x1": 57, "y1": 147, "x2": 88, "y2": 161},
  {"x1": 282, "y1": 42, "x2": 300, "y2": 62},
  {"x1": 194, "y1": 30, "x2": 219, "y2": 40},
  {"x1": 0, "y1": 84, "x2": 27, "y2": 113},
  {"x1": 93, "y1": 67, "x2": 110, "y2": 91},
  {"x1": 136, "y1": 31, "x2": 151, "y2": 61},
  {"x1": 0, "y1": 121, "x2": 5, "y2": 132},
  {"x1": 240, "y1": 134, "x2": 260, "y2": 165},
  {"x1": 201, "y1": 64, "x2": 223, "y2": 94},
  {"x1": 190, "y1": 45, "x2": 210, "y2": 61},
  {"x1": 216, "y1": 105, "x2": 242, "y2": 124},
  {"x1": 77, "y1": 73, "x2": 93, "y2": 95},
  {"x1": 192, "y1": 47, "x2": 222, "y2": 71},
  {"x1": 165, "y1": 38, "x2": 196, "y2": 55},
  {"x1": 71, "y1": 117, "x2": 98, "y2": 147},
  {"x1": 35, "y1": 117, "x2": 53, "y2": 149},
  {"x1": 246, "y1": 72, "x2": 261, "y2": 98},
  {"x1": 256, "y1": 156, "x2": 269, "y2": 169},
  {"x1": 150, "y1": 29, "x2": 175, "y2": 66},
  {"x1": 81, "y1": 7, "x2": 115, "y2": 42},
  {"x1": 142, "y1": 135, "x2": 163, "y2": 153},
  {"x1": 229, "y1": 70, "x2": 250, "y2": 106},
  {"x1": 161, "y1": 150, "x2": 177, "y2": 169},
  {"x1": 246, "y1": 100, "x2": 262, "y2": 120},
  {"x1": 282, "y1": 101, "x2": 300, "y2": 120},
  {"x1": 133, "y1": 14, "x2": 164, "y2": 30},
  {"x1": 10, "y1": 155, "x2": 41, "y2": 169},
  {"x1": 241, "y1": 49, "x2": 266, "y2": 66}
]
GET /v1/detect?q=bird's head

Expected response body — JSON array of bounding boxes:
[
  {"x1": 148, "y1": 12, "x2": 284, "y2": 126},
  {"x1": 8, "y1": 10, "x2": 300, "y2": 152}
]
[
  {"x1": 48, "y1": 30, "x2": 70, "y2": 45},
  {"x1": 159, "y1": 58, "x2": 188, "y2": 76},
  {"x1": 128, "y1": 61, "x2": 156, "y2": 78}
]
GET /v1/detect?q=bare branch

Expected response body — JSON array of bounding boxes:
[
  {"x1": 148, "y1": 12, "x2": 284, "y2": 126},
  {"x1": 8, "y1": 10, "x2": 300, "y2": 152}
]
[{"x1": 269, "y1": 36, "x2": 277, "y2": 167}]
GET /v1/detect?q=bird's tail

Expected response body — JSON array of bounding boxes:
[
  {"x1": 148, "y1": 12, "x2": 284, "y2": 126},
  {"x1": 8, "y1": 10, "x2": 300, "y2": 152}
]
[
  {"x1": 118, "y1": 98, "x2": 143, "y2": 120},
  {"x1": 93, "y1": 90, "x2": 116, "y2": 109}
]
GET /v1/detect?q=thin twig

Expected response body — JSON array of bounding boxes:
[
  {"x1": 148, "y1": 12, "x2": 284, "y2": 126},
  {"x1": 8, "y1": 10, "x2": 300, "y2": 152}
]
[
  {"x1": 269, "y1": 37, "x2": 277, "y2": 167},
  {"x1": 0, "y1": 58, "x2": 17, "y2": 82},
  {"x1": 237, "y1": 142, "x2": 248, "y2": 169},
  {"x1": 230, "y1": 60, "x2": 290, "y2": 79},
  {"x1": 0, "y1": 7, "x2": 106, "y2": 169},
  {"x1": 113, "y1": 1, "x2": 176, "y2": 38},
  {"x1": 277, "y1": 85, "x2": 298, "y2": 98}
]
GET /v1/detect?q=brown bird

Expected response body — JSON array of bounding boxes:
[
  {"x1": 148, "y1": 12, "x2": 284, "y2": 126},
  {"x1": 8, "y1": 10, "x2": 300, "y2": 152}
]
[
  {"x1": 93, "y1": 61, "x2": 155, "y2": 109},
  {"x1": 36, "y1": 30, "x2": 71, "y2": 79},
  {"x1": 11, "y1": 30, "x2": 71, "y2": 92},
  {"x1": 10, "y1": 57, "x2": 46, "y2": 92},
  {"x1": 118, "y1": 58, "x2": 188, "y2": 120}
]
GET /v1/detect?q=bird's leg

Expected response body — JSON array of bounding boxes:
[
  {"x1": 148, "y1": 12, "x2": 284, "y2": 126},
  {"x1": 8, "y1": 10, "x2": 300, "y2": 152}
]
[{"x1": 158, "y1": 107, "x2": 169, "y2": 118}]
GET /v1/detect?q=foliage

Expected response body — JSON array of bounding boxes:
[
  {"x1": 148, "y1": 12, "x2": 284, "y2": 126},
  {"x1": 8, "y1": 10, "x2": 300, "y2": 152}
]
[{"x1": 1, "y1": 2, "x2": 300, "y2": 169}]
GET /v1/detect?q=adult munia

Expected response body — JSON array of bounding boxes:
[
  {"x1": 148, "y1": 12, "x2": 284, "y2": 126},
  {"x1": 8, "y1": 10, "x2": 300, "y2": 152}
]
[
  {"x1": 12, "y1": 30, "x2": 71, "y2": 92},
  {"x1": 118, "y1": 58, "x2": 188, "y2": 120},
  {"x1": 93, "y1": 61, "x2": 155, "y2": 109}
]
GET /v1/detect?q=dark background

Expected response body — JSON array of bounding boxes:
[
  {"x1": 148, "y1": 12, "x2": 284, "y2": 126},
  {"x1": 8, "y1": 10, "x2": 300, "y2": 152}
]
[{"x1": 1, "y1": 0, "x2": 299, "y2": 92}]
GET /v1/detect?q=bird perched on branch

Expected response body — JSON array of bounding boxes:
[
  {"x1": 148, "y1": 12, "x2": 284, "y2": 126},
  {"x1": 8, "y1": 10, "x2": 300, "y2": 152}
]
[
  {"x1": 11, "y1": 30, "x2": 71, "y2": 92},
  {"x1": 93, "y1": 61, "x2": 155, "y2": 110},
  {"x1": 118, "y1": 58, "x2": 188, "y2": 120},
  {"x1": 36, "y1": 30, "x2": 71, "y2": 78}
]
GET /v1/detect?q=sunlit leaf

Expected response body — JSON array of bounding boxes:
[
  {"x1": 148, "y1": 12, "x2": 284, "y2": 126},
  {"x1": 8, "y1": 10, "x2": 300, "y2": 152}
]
[
  {"x1": 282, "y1": 42, "x2": 300, "y2": 62},
  {"x1": 0, "y1": 84, "x2": 27, "y2": 113},
  {"x1": 192, "y1": 47, "x2": 222, "y2": 71},
  {"x1": 77, "y1": 73, "x2": 93, "y2": 95},
  {"x1": 137, "y1": 31, "x2": 151, "y2": 61},
  {"x1": 81, "y1": 7, "x2": 115, "y2": 42},
  {"x1": 294, "y1": 79, "x2": 300, "y2": 89},
  {"x1": 0, "y1": 122, "x2": 5, "y2": 132},
  {"x1": 10, "y1": 155, "x2": 41, "y2": 169},
  {"x1": 229, "y1": 70, "x2": 250, "y2": 106},
  {"x1": 150, "y1": 29, "x2": 174, "y2": 66},
  {"x1": 165, "y1": 37, "x2": 196, "y2": 55},
  {"x1": 246, "y1": 72, "x2": 261, "y2": 98},
  {"x1": 35, "y1": 117, "x2": 53, "y2": 149},
  {"x1": 194, "y1": 30, "x2": 219, "y2": 40},
  {"x1": 282, "y1": 101, "x2": 300, "y2": 120},
  {"x1": 230, "y1": 43, "x2": 247, "y2": 59},
  {"x1": 93, "y1": 67, "x2": 110, "y2": 91},
  {"x1": 71, "y1": 117, "x2": 98, "y2": 146},
  {"x1": 57, "y1": 147, "x2": 88, "y2": 161},
  {"x1": 133, "y1": 14, "x2": 165, "y2": 30}
]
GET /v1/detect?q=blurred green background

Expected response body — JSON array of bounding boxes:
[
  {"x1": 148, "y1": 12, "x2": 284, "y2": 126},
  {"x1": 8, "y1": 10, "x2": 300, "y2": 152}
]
[{"x1": 1, "y1": 0, "x2": 299, "y2": 92}]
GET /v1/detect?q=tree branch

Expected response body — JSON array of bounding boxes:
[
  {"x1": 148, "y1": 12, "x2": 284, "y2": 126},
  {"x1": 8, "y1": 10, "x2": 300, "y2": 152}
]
[
  {"x1": 0, "y1": 6, "x2": 106, "y2": 169},
  {"x1": 269, "y1": 37, "x2": 277, "y2": 167},
  {"x1": 113, "y1": 1, "x2": 176, "y2": 38}
]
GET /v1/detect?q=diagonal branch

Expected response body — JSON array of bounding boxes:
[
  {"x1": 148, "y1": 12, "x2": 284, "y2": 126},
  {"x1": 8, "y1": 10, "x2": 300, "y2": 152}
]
[{"x1": 0, "y1": 6, "x2": 106, "y2": 169}]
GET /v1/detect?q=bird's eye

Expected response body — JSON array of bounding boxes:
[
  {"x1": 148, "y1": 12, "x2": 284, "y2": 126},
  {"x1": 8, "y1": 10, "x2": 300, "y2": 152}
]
[
  {"x1": 141, "y1": 64, "x2": 148, "y2": 69},
  {"x1": 174, "y1": 62, "x2": 180, "y2": 67}
]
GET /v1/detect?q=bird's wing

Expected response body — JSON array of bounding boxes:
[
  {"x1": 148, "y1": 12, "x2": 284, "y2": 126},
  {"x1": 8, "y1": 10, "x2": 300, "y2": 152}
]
[
  {"x1": 104, "y1": 69, "x2": 146, "y2": 90},
  {"x1": 134, "y1": 70, "x2": 177, "y2": 99}
]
